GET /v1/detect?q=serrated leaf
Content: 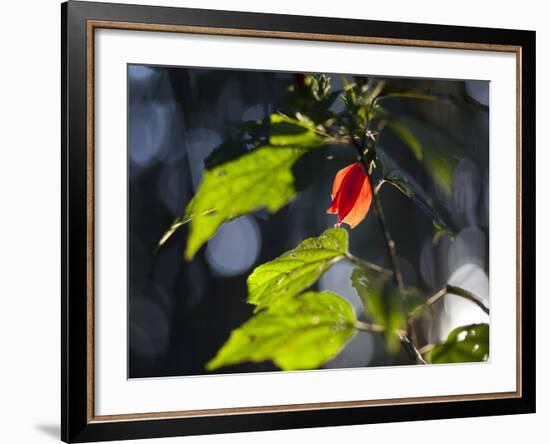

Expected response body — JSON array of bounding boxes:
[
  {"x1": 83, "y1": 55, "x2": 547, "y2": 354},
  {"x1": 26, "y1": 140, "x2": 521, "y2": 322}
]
[
  {"x1": 351, "y1": 268, "x2": 405, "y2": 353},
  {"x1": 183, "y1": 115, "x2": 326, "y2": 259},
  {"x1": 428, "y1": 323, "x2": 489, "y2": 364},
  {"x1": 378, "y1": 149, "x2": 452, "y2": 234},
  {"x1": 248, "y1": 228, "x2": 348, "y2": 311},
  {"x1": 206, "y1": 291, "x2": 357, "y2": 371}
]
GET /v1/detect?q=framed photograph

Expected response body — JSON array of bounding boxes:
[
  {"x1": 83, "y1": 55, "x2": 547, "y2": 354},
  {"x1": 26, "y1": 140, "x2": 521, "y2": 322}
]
[{"x1": 62, "y1": 1, "x2": 535, "y2": 442}]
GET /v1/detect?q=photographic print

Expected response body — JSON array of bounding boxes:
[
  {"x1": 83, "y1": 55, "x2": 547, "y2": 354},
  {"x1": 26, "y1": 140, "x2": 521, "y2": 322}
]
[
  {"x1": 128, "y1": 65, "x2": 490, "y2": 378},
  {"x1": 62, "y1": 5, "x2": 535, "y2": 440}
]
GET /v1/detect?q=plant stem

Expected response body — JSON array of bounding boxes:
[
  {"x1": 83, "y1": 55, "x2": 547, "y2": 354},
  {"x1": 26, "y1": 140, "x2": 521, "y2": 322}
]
[
  {"x1": 355, "y1": 322, "x2": 427, "y2": 364},
  {"x1": 353, "y1": 139, "x2": 425, "y2": 364},
  {"x1": 410, "y1": 285, "x2": 490, "y2": 318},
  {"x1": 399, "y1": 334, "x2": 428, "y2": 364},
  {"x1": 354, "y1": 320, "x2": 388, "y2": 333},
  {"x1": 365, "y1": 174, "x2": 405, "y2": 291},
  {"x1": 325, "y1": 155, "x2": 360, "y2": 163},
  {"x1": 345, "y1": 252, "x2": 392, "y2": 275},
  {"x1": 447, "y1": 285, "x2": 490, "y2": 315}
]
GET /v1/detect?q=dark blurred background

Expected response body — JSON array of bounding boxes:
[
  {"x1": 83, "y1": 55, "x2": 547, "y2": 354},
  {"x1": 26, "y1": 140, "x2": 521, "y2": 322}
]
[{"x1": 128, "y1": 64, "x2": 489, "y2": 378}]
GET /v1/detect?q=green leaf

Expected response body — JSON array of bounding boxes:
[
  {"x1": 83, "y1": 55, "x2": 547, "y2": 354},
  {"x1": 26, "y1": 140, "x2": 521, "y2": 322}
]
[
  {"x1": 428, "y1": 323, "x2": 489, "y2": 364},
  {"x1": 269, "y1": 114, "x2": 322, "y2": 147},
  {"x1": 386, "y1": 120, "x2": 423, "y2": 160},
  {"x1": 378, "y1": 149, "x2": 452, "y2": 235},
  {"x1": 383, "y1": 117, "x2": 460, "y2": 192},
  {"x1": 204, "y1": 141, "x2": 249, "y2": 170},
  {"x1": 248, "y1": 228, "x2": 348, "y2": 311},
  {"x1": 375, "y1": 85, "x2": 489, "y2": 113},
  {"x1": 183, "y1": 115, "x2": 326, "y2": 259},
  {"x1": 377, "y1": 90, "x2": 455, "y2": 104},
  {"x1": 206, "y1": 291, "x2": 357, "y2": 371},
  {"x1": 351, "y1": 268, "x2": 405, "y2": 353}
]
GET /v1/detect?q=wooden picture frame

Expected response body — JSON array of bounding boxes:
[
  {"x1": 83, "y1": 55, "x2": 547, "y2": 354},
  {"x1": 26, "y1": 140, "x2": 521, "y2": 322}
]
[{"x1": 62, "y1": 1, "x2": 535, "y2": 442}]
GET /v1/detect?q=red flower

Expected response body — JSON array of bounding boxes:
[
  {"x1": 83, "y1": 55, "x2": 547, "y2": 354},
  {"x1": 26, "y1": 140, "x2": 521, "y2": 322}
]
[{"x1": 327, "y1": 162, "x2": 373, "y2": 229}]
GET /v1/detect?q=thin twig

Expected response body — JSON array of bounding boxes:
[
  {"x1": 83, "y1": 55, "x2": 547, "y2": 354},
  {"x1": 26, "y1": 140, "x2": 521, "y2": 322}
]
[
  {"x1": 354, "y1": 141, "x2": 404, "y2": 291},
  {"x1": 325, "y1": 155, "x2": 359, "y2": 162},
  {"x1": 366, "y1": 173, "x2": 405, "y2": 291},
  {"x1": 354, "y1": 134, "x2": 425, "y2": 364},
  {"x1": 419, "y1": 343, "x2": 434, "y2": 356},
  {"x1": 446, "y1": 285, "x2": 490, "y2": 315},
  {"x1": 345, "y1": 252, "x2": 392, "y2": 275},
  {"x1": 399, "y1": 334, "x2": 428, "y2": 365},
  {"x1": 356, "y1": 321, "x2": 427, "y2": 364},
  {"x1": 411, "y1": 285, "x2": 490, "y2": 318},
  {"x1": 354, "y1": 320, "x2": 387, "y2": 333},
  {"x1": 410, "y1": 287, "x2": 447, "y2": 318},
  {"x1": 374, "y1": 179, "x2": 386, "y2": 195}
]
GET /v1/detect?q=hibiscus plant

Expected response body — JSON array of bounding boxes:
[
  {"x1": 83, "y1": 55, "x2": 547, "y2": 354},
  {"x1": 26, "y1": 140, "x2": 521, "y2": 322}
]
[{"x1": 158, "y1": 73, "x2": 489, "y2": 371}]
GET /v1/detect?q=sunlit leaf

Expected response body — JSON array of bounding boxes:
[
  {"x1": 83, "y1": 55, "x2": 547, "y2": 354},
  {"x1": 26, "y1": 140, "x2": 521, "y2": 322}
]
[
  {"x1": 351, "y1": 268, "x2": 405, "y2": 353},
  {"x1": 269, "y1": 113, "x2": 322, "y2": 147},
  {"x1": 206, "y1": 291, "x2": 357, "y2": 371},
  {"x1": 182, "y1": 115, "x2": 326, "y2": 259},
  {"x1": 248, "y1": 228, "x2": 348, "y2": 311},
  {"x1": 377, "y1": 149, "x2": 452, "y2": 235},
  {"x1": 428, "y1": 323, "x2": 489, "y2": 364}
]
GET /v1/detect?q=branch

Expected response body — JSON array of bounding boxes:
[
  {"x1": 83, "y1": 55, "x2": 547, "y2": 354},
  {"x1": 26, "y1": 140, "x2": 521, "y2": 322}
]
[
  {"x1": 354, "y1": 320, "x2": 388, "y2": 334},
  {"x1": 411, "y1": 285, "x2": 490, "y2": 318},
  {"x1": 353, "y1": 135, "x2": 425, "y2": 364},
  {"x1": 399, "y1": 333, "x2": 428, "y2": 365},
  {"x1": 366, "y1": 173, "x2": 405, "y2": 291},
  {"x1": 447, "y1": 285, "x2": 490, "y2": 315},
  {"x1": 355, "y1": 321, "x2": 428, "y2": 364},
  {"x1": 352, "y1": 136, "x2": 403, "y2": 291},
  {"x1": 325, "y1": 155, "x2": 359, "y2": 163},
  {"x1": 345, "y1": 252, "x2": 392, "y2": 276},
  {"x1": 374, "y1": 179, "x2": 386, "y2": 195}
]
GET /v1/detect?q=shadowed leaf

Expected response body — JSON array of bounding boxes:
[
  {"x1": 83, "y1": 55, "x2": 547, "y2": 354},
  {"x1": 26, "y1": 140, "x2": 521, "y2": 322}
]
[
  {"x1": 378, "y1": 149, "x2": 453, "y2": 235},
  {"x1": 206, "y1": 291, "x2": 356, "y2": 371},
  {"x1": 375, "y1": 84, "x2": 489, "y2": 113},
  {"x1": 386, "y1": 120, "x2": 423, "y2": 160},
  {"x1": 351, "y1": 268, "x2": 405, "y2": 353},
  {"x1": 248, "y1": 228, "x2": 348, "y2": 311},
  {"x1": 204, "y1": 141, "x2": 249, "y2": 170},
  {"x1": 382, "y1": 116, "x2": 461, "y2": 192}
]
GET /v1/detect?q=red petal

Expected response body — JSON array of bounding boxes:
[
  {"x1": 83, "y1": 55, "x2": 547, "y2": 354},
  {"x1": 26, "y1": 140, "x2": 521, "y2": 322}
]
[
  {"x1": 326, "y1": 163, "x2": 368, "y2": 227},
  {"x1": 340, "y1": 175, "x2": 372, "y2": 228},
  {"x1": 330, "y1": 163, "x2": 357, "y2": 199}
]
